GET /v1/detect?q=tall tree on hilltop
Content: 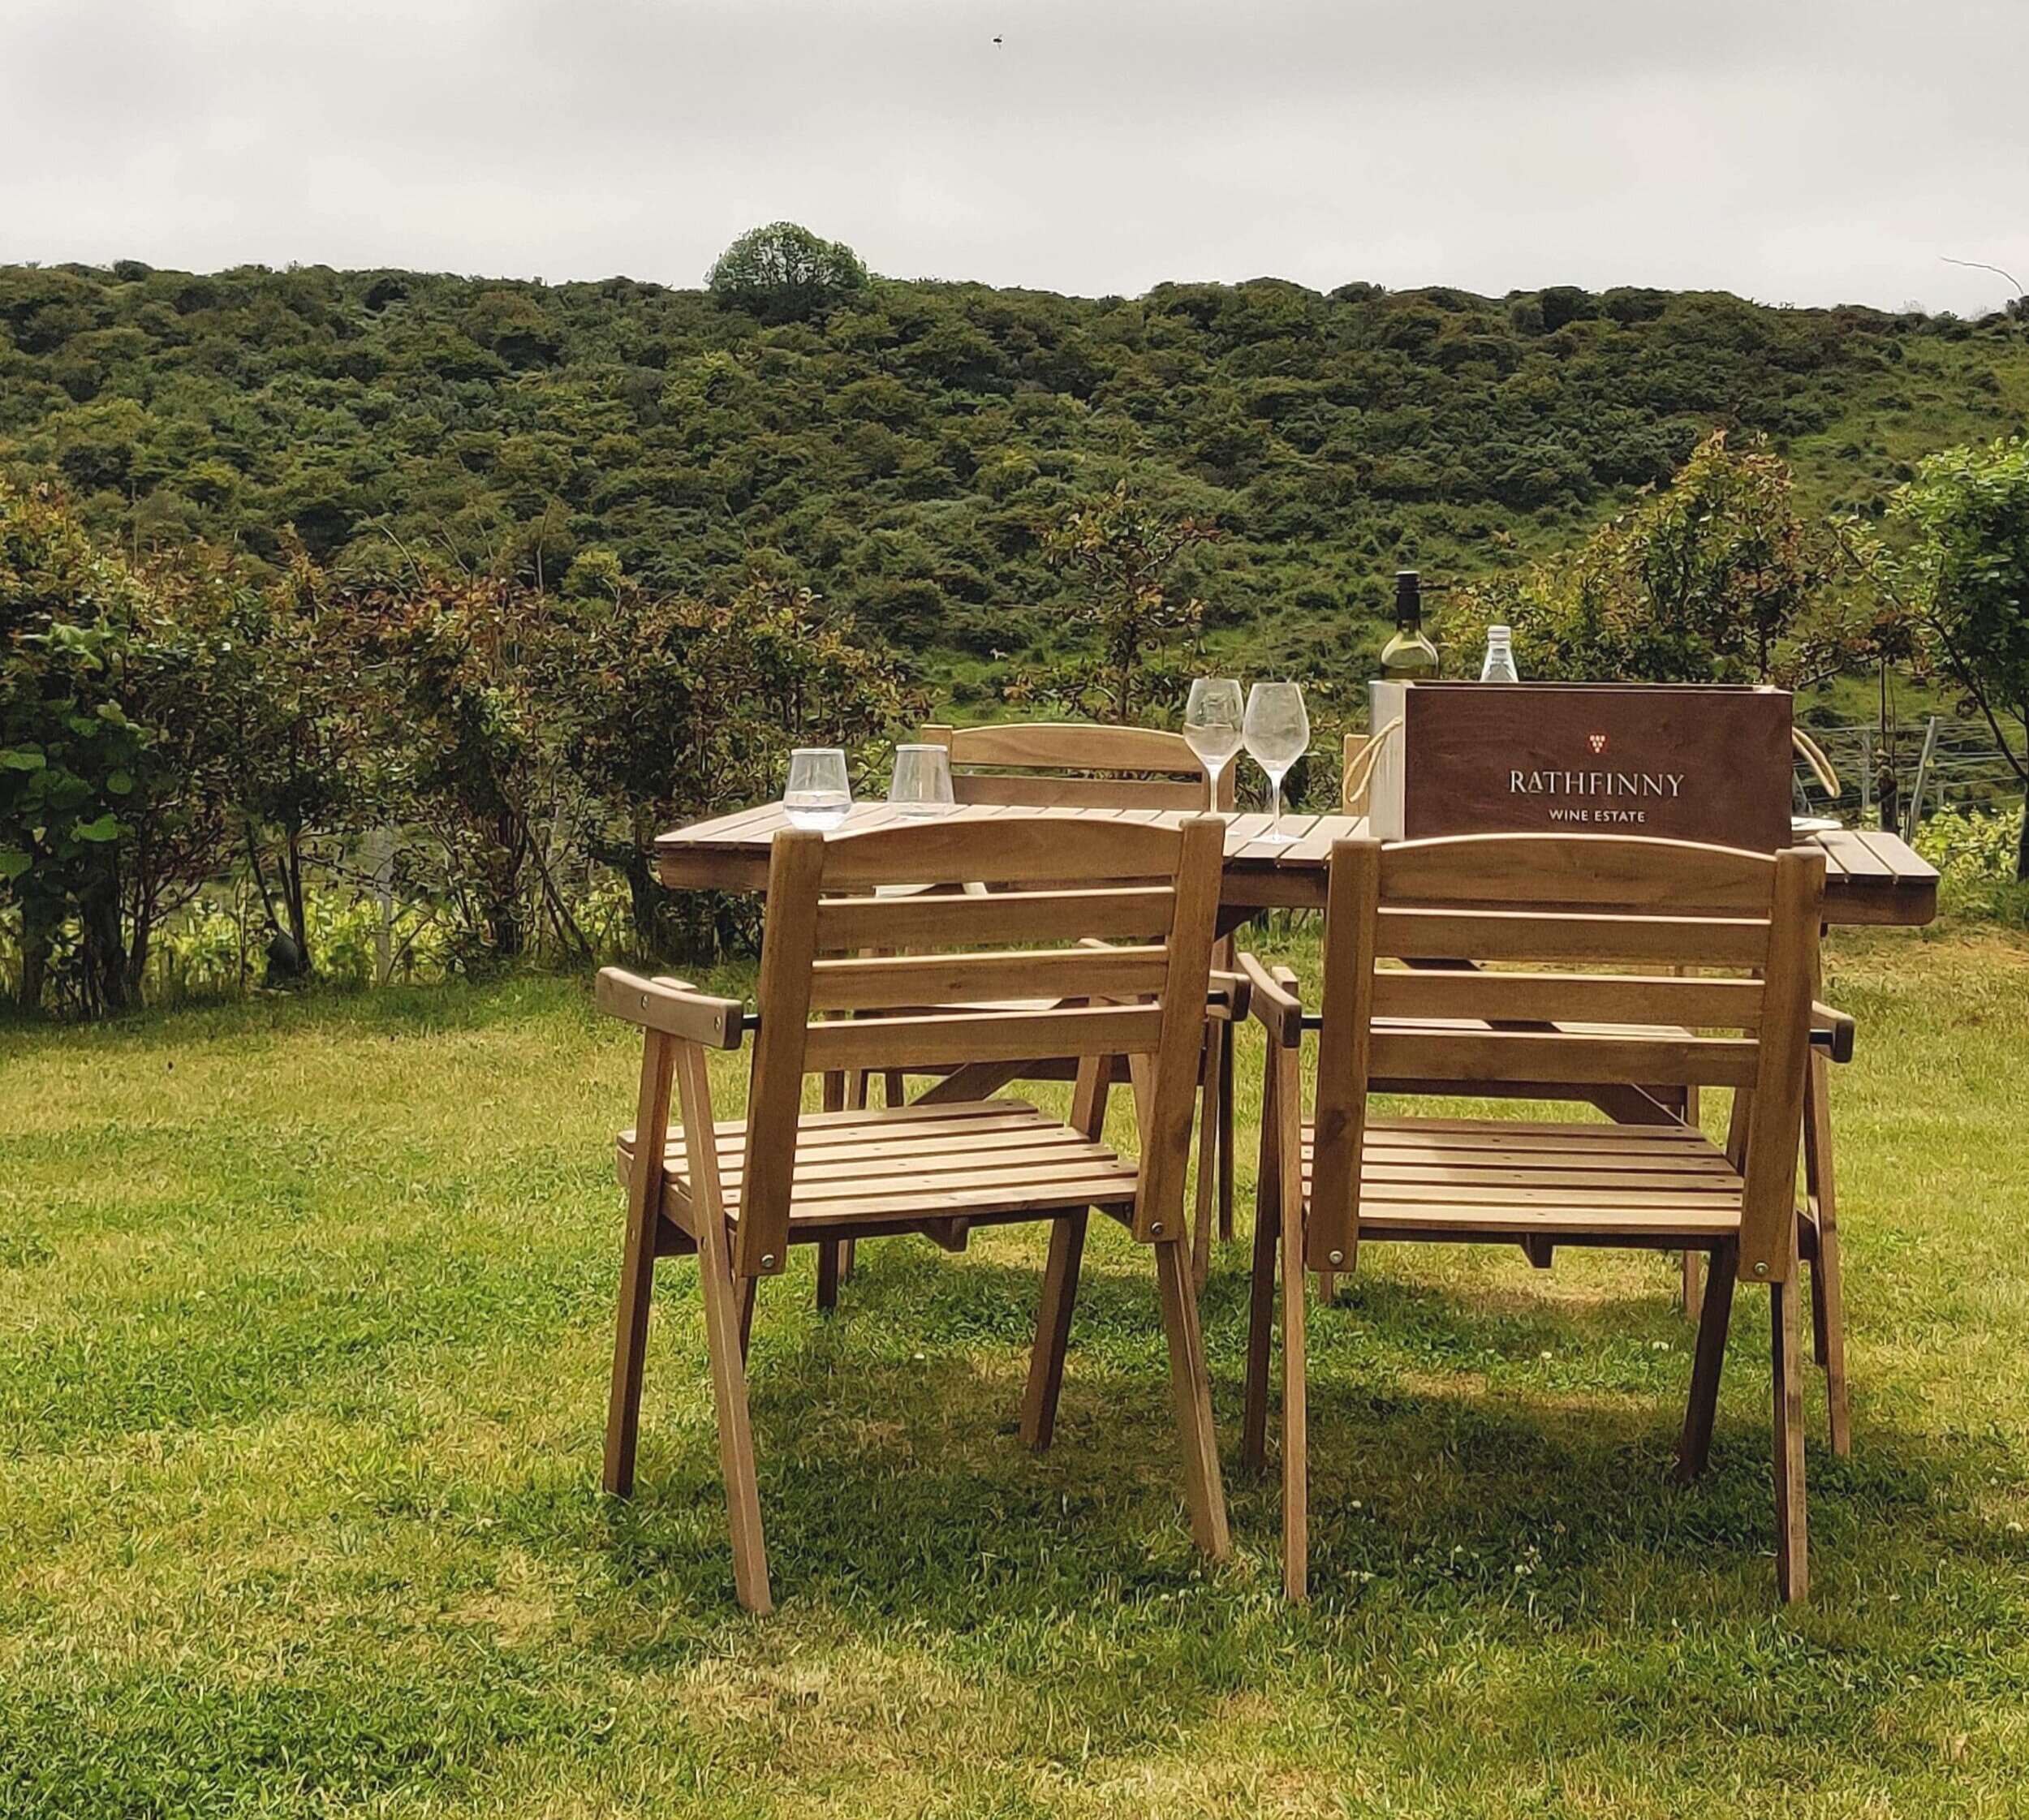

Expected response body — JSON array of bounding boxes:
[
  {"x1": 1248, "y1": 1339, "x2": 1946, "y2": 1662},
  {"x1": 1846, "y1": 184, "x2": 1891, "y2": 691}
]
[{"x1": 706, "y1": 222, "x2": 868, "y2": 325}]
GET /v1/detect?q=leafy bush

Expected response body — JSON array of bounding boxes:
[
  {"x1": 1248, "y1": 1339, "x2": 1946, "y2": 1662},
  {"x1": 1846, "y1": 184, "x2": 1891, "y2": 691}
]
[
  {"x1": 1450, "y1": 432, "x2": 1876, "y2": 687},
  {"x1": 1889, "y1": 437, "x2": 2029, "y2": 880},
  {"x1": 2, "y1": 487, "x2": 913, "y2": 1013},
  {"x1": 1915, "y1": 805, "x2": 2029, "y2": 924}
]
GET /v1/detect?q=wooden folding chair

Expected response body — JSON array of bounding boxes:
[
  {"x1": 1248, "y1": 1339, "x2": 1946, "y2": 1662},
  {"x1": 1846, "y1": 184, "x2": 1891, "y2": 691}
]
[
  {"x1": 598, "y1": 812, "x2": 1231, "y2": 1612},
  {"x1": 1243, "y1": 833, "x2": 1826, "y2": 1603},
  {"x1": 876, "y1": 721, "x2": 1240, "y2": 1289}
]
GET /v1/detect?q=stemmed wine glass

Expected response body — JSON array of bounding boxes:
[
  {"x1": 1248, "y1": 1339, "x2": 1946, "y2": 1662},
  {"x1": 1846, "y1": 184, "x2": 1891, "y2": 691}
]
[
  {"x1": 1183, "y1": 678, "x2": 1245, "y2": 815},
  {"x1": 1243, "y1": 682, "x2": 1310, "y2": 841}
]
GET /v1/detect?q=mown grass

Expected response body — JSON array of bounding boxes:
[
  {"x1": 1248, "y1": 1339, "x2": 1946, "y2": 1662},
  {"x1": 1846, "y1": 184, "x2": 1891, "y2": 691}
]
[{"x1": 3, "y1": 927, "x2": 2027, "y2": 1817}]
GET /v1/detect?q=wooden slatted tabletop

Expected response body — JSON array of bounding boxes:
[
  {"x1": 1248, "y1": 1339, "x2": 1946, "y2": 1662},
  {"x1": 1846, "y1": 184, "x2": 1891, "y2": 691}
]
[{"x1": 654, "y1": 804, "x2": 1937, "y2": 927}]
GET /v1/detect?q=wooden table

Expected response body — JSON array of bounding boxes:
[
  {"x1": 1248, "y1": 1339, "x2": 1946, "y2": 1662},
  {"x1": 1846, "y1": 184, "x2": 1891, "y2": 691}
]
[{"x1": 655, "y1": 804, "x2": 1939, "y2": 930}]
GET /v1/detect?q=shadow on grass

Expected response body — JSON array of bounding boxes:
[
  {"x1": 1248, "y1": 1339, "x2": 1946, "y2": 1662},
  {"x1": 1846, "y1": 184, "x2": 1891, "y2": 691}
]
[
  {"x1": 14, "y1": 1233, "x2": 2027, "y2": 1815},
  {"x1": 494, "y1": 1240, "x2": 2023, "y2": 1663}
]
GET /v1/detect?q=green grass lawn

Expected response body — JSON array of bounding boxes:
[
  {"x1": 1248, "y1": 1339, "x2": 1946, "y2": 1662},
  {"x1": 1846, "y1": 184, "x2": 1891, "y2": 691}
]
[{"x1": 4, "y1": 926, "x2": 2028, "y2": 1818}]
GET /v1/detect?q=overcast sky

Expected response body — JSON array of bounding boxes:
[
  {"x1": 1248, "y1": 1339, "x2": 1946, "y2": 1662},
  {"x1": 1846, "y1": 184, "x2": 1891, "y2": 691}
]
[{"x1": 4, "y1": 0, "x2": 2025, "y2": 315}]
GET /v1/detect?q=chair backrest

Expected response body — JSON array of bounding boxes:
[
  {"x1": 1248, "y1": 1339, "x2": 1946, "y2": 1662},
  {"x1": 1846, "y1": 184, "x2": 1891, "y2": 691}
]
[
  {"x1": 733, "y1": 812, "x2": 1227, "y2": 1276},
  {"x1": 1307, "y1": 833, "x2": 1825, "y2": 1284},
  {"x1": 921, "y1": 721, "x2": 1233, "y2": 811}
]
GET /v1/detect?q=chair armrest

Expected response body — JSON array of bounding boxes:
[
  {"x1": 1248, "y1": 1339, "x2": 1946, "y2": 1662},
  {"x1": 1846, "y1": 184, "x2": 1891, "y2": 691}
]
[
  {"x1": 1236, "y1": 951, "x2": 1303, "y2": 1047},
  {"x1": 1080, "y1": 936, "x2": 1246, "y2": 1021},
  {"x1": 1811, "y1": 1001, "x2": 1855, "y2": 1065},
  {"x1": 596, "y1": 968, "x2": 746, "y2": 1049},
  {"x1": 1208, "y1": 968, "x2": 1250, "y2": 1022}
]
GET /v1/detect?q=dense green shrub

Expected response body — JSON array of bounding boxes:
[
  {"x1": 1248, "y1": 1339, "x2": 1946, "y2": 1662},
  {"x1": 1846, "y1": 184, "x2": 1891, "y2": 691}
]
[
  {"x1": 1, "y1": 488, "x2": 913, "y2": 1015},
  {"x1": 1915, "y1": 805, "x2": 2029, "y2": 923}
]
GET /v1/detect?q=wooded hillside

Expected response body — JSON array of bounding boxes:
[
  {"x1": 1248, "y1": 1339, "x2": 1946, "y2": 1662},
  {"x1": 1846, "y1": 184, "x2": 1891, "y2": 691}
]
[{"x1": 4, "y1": 260, "x2": 2027, "y2": 699}]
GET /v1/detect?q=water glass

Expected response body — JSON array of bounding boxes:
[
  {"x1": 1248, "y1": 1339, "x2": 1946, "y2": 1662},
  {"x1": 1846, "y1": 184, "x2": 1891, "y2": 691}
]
[
  {"x1": 1243, "y1": 682, "x2": 1310, "y2": 841},
  {"x1": 889, "y1": 742, "x2": 955, "y2": 816},
  {"x1": 1183, "y1": 678, "x2": 1245, "y2": 813},
  {"x1": 783, "y1": 747, "x2": 851, "y2": 830}
]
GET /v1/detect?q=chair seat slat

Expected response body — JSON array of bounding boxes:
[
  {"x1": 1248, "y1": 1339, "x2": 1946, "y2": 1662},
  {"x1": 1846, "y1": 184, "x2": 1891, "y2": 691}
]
[{"x1": 618, "y1": 1099, "x2": 1139, "y2": 1225}]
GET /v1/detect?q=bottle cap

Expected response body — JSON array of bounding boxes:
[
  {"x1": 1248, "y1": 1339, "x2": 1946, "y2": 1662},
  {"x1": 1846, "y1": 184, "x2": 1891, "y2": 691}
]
[{"x1": 1488, "y1": 625, "x2": 1511, "y2": 639}]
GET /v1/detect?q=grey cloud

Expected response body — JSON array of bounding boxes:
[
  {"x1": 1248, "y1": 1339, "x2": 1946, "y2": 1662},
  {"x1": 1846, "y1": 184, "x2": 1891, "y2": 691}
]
[{"x1": 1, "y1": 0, "x2": 2023, "y2": 313}]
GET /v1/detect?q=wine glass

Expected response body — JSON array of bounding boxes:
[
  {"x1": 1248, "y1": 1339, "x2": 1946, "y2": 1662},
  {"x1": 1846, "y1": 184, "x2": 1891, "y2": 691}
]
[
  {"x1": 1243, "y1": 682, "x2": 1309, "y2": 841},
  {"x1": 1183, "y1": 678, "x2": 1245, "y2": 815},
  {"x1": 889, "y1": 742, "x2": 954, "y2": 816},
  {"x1": 783, "y1": 747, "x2": 851, "y2": 830}
]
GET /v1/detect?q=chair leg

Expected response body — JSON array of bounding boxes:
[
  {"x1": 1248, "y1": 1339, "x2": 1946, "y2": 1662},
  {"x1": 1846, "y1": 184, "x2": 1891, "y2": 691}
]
[
  {"x1": 816, "y1": 1241, "x2": 843, "y2": 1312},
  {"x1": 605, "y1": 1033, "x2": 675, "y2": 1500},
  {"x1": 1021, "y1": 1211, "x2": 1088, "y2": 1450},
  {"x1": 1804, "y1": 1051, "x2": 1850, "y2": 1456},
  {"x1": 1279, "y1": 1140, "x2": 1309, "y2": 1602},
  {"x1": 1242, "y1": 1152, "x2": 1279, "y2": 1476},
  {"x1": 696, "y1": 1234, "x2": 771, "y2": 1613},
  {"x1": 1772, "y1": 1275, "x2": 1809, "y2": 1603},
  {"x1": 1153, "y1": 1235, "x2": 1231, "y2": 1561},
  {"x1": 838, "y1": 1073, "x2": 879, "y2": 1288},
  {"x1": 1677, "y1": 1240, "x2": 1737, "y2": 1482},
  {"x1": 602, "y1": 1216, "x2": 658, "y2": 1499},
  {"x1": 670, "y1": 1041, "x2": 769, "y2": 1613},
  {"x1": 1217, "y1": 1021, "x2": 1237, "y2": 1244},
  {"x1": 737, "y1": 1273, "x2": 757, "y2": 1365},
  {"x1": 1243, "y1": 1040, "x2": 1285, "y2": 1475},
  {"x1": 816, "y1": 1072, "x2": 848, "y2": 1312},
  {"x1": 1678, "y1": 1082, "x2": 1704, "y2": 1318},
  {"x1": 846, "y1": 1073, "x2": 890, "y2": 1290},
  {"x1": 1191, "y1": 1029, "x2": 1221, "y2": 1290}
]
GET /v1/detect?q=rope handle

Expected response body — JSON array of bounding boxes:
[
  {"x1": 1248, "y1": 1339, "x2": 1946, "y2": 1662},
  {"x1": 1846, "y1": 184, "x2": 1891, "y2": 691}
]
[
  {"x1": 1341, "y1": 717, "x2": 1402, "y2": 812},
  {"x1": 1792, "y1": 726, "x2": 1840, "y2": 797}
]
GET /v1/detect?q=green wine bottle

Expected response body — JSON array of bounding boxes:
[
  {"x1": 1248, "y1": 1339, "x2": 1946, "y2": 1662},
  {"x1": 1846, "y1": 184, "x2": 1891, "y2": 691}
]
[{"x1": 1380, "y1": 570, "x2": 1440, "y2": 680}]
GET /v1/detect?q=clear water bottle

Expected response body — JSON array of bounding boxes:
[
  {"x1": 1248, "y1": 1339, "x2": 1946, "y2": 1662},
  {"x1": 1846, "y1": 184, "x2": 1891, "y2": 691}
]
[{"x1": 1480, "y1": 625, "x2": 1519, "y2": 682}]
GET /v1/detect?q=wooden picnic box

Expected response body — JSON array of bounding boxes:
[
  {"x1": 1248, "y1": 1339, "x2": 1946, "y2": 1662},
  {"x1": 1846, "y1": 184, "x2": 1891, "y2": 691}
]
[{"x1": 1365, "y1": 682, "x2": 1794, "y2": 850}]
